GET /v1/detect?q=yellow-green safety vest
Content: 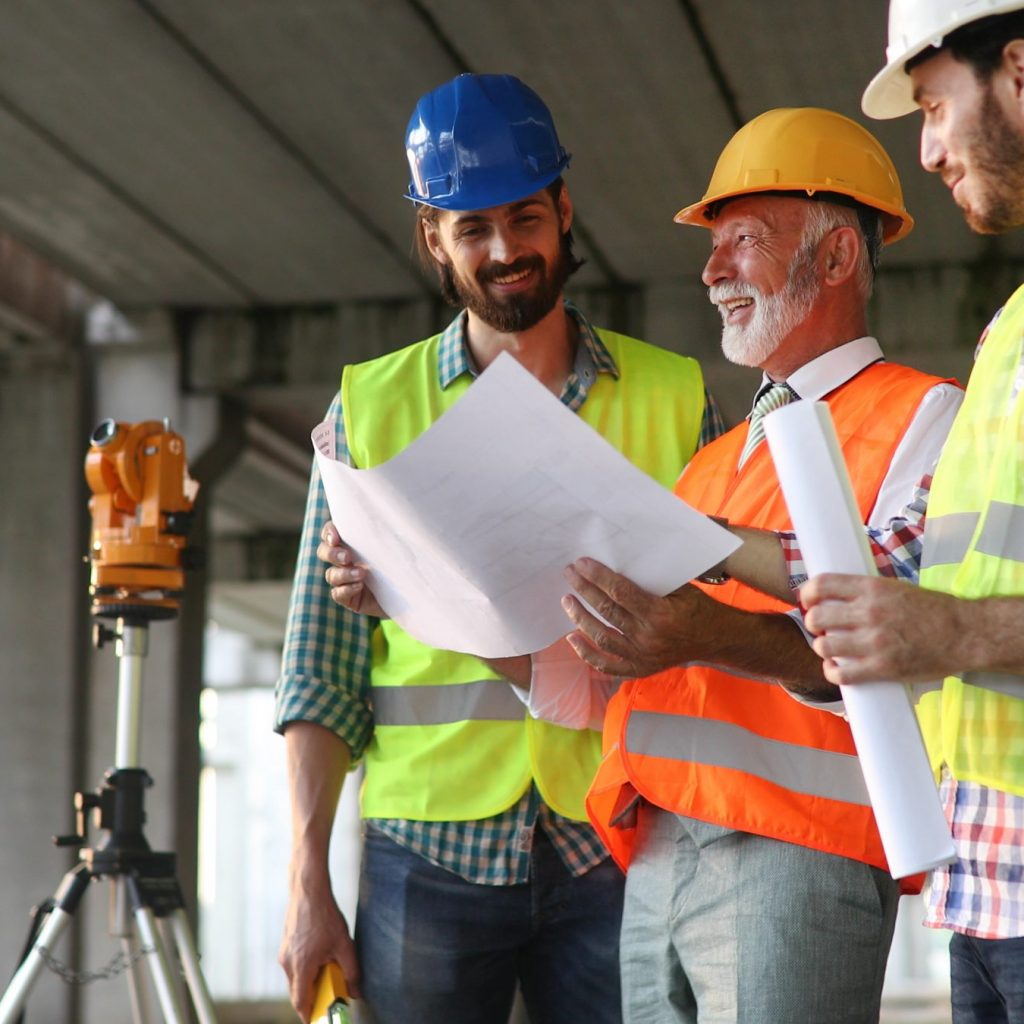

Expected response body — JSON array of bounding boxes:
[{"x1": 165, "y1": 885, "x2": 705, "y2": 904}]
[
  {"x1": 341, "y1": 327, "x2": 706, "y2": 821},
  {"x1": 918, "y1": 282, "x2": 1024, "y2": 795}
]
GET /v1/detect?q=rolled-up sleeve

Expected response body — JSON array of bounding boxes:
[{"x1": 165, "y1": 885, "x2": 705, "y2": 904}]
[{"x1": 274, "y1": 392, "x2": 376, "y2": 762}]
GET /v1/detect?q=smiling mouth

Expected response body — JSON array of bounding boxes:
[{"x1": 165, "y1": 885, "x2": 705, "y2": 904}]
[
  {"x1": 943, "y1": 172, "x2": 964, "y2": 197},
  {"x1": 719, "y1": 297, "x2": 753, "y2": 318},
  {"x1": 490, "y1": 267, "x2": 533, "y2": 286}
]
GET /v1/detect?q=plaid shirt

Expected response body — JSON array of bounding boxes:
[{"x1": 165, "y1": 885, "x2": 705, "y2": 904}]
[
  {"x1": 275, "y1": 301, "x2": 723, "y2": 884},
  {"x1": 779, "y1": 311, "x2": 1024, "y2": 938},
  {"x1": 779, "y1": 473, "x2": 931, "y2": 590},
  {"x1": 926, "y1": 772, "x2": 1024, "y2": 939}
]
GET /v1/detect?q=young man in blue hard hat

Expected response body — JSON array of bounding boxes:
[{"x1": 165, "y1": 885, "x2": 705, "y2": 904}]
[
  {"x1": 787, "y1": 4, "x2": 1024, "y2": 1021},
  {"x1": 274, "y1": 73, "x2": 722, "y2": 1024}
]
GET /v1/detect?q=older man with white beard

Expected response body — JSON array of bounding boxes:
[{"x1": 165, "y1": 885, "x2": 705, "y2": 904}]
[{"x1": 554, "y1": 107, "x2": 965, "y2": 1024}]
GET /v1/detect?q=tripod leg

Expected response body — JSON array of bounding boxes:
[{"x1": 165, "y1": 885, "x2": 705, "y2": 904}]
[
  {"x1": 131, "y1": 903, "x2": 189, "y2": 1024},
  {"x1": 0, "y1": 865, "x2": 90, "y2": 1024},
  {"x1": 165, "y1": 909, "x2": 218, "y2": 1024},
  {"x1": 112, "y1": 876, "x2": 155, "y2": 1024},
  {"x1": 120, "y1": 934, "x2": 154, "y2": 1024}
]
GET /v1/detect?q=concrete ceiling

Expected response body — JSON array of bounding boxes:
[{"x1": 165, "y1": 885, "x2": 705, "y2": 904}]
[
  {"x1": 0, "y1": 0, "x2": 1005, "y2": 309},
  {"x1": 1, "y1": 0, "x2": 1006, "y2": 644}
]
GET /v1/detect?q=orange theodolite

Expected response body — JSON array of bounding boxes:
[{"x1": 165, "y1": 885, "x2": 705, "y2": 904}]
[{"x1": 84, "y1": 418, "x2": 199, "y2": 620}]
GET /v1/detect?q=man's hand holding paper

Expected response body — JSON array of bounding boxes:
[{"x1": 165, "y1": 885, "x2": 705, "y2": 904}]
[
  {"x1": 561, "y1": 560, "x2": 720, "y2": 678},
  {"x1": 313, "y1": 354, "x2": 737, "y2": 659},
  {"x1": 319, "y1": 521, "x2": 386, "y2": 619}
]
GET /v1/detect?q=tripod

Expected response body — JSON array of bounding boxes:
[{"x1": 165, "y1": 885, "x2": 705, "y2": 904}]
[{"x1": 0, "y1": 612, "x2": 217, "y2": 1024}]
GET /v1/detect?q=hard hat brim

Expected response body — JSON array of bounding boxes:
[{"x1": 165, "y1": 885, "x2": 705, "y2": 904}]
[
  {"x1": 674, "y1": 187, "x2": 914, "y2": 244},
  {"x1": 861, "y1": 45, "x2": 933, "y2": 120},
  {"x1": 404, "y1": 163, "x2": 568, "y2": 213}
]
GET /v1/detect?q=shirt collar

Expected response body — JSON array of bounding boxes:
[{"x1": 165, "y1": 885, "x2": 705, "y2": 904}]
[
  {"x1": 749, "y1": 336, "x2": 884, "y2": 413},
  {"x1": 436, "y1": 299, "x2": 620, "y2": 390}
]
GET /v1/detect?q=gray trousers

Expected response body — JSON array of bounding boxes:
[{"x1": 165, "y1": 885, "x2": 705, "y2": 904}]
[{"x1": 620, "y1": 804, "x2": 899, "y2": 1024}]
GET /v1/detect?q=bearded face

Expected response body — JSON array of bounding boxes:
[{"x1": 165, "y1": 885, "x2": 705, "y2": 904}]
[
  {"x1": 441, "y1": 231, "x2": 575, "y2": 333},
  {"x1": 952, "y1": 84, "x2": 1024, "y2": 234},
  {"x1": 709, "y1": 232, "x2": 823, "y2": 367},
  {"x1": 912, "y1": 49, "x2": 1024, "y2": 235}
]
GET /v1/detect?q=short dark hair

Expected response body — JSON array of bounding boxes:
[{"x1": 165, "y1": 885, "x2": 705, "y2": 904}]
[
  {"x1": 411, "y1": 176, "x2": 584, "y2": 299},
  {"x1": 906, "y1": 10, "x2": 1024, "y2": 81}
]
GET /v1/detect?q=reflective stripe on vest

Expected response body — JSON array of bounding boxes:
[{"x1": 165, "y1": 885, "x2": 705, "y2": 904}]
[
  {"x1": 977, "y1": 502, "x2": 1024, "y2": 562},
  {"x1": 625, "y1": 711, "x2": 872, "y2": 807},
  {"x1": 922, "y1": 512, "x2": 980, "y2": 569},
  {"x1": 961, "y1": 671, "x2": 1024, "y2": 701},
  {"x1": 923, "y1": 503, "x2": 1024, "y2": 568},
  {"x1": 372, "y1": 680, "x2": 526, "y2": 726}
]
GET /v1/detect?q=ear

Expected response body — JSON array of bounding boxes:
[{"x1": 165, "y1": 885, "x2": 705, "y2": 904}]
[
  {"x1": 556, "y1": 185, "x2": 574, "y2": 234},
  {"x1": 1002, "y1": 40, "x2": 1024, "y2": 112},
  {"x1": 422, "y1": 216, "x2": 449, "y2": 266},
  {"x1": 821, "y1": 225, "x2": 860, "y2": 287}
]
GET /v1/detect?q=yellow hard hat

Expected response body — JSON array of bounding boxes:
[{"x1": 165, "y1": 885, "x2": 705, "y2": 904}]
[{"x1": 674, "y1": 107, "x2": 914, "y2": 243}]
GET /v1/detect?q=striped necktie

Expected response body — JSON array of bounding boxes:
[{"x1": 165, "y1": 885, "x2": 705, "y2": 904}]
[{"x1": 738, "y1": 382, "x2": 796, "y2": 468}]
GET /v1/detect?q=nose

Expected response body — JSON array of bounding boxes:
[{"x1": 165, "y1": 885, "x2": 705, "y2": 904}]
[
  {"x1": 920, "y1": 123, "x2": 945, "y2": 173},
  {"x1": 702, "y1": 244, "x2": 733, "y2": 287},
  {"x1": 487, "y1": 226, "x2": 519, "y2": 265}
]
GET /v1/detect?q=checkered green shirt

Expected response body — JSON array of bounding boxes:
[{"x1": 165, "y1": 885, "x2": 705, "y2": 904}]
[{"x1": 275, "y1": 302, "x2": 723, "y2": 884}]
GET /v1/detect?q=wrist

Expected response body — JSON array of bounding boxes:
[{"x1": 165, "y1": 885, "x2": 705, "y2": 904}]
[
  {"x1": 698, "y1": 516, "x2": 731, "y2": 585},
  {"x1": 290, "y1": 855, "x2": 333, "y2": 899}
]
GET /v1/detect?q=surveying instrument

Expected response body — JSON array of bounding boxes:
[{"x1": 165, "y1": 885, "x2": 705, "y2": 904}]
[{"x1": 0, "y1": 419, "x2": 217, "y2": 1024}]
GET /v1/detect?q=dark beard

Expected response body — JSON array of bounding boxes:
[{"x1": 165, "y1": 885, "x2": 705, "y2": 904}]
[
  {"x1": 442, "y1": 234, "x2": 574, "y2": 332},
  {"x1": 963, "y1": 87, "x2": 1024, "y2": 234}
]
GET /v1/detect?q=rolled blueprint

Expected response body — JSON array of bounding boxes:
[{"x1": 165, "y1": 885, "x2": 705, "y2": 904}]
[{"x1": 764, "y1": 400, "x2": 955, "y2": 879}]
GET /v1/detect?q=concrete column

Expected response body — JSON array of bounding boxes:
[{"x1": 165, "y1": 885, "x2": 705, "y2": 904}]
[{"x1": 0, "y1": 341, "x2": 89, "y2": 1022}]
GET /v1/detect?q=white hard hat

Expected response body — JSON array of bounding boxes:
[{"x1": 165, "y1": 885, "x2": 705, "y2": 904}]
[{"x1": 862, "y1": 0, "x2": 1024, "y2": 119}]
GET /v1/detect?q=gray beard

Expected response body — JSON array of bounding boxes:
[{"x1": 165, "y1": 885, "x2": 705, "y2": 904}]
[{"x1": 711, "y1": 242, "x2": 822, "y2": 367}]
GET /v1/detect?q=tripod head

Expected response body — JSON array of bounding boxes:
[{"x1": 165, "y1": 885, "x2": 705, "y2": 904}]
[{"x1": 84, "y1": 419, "x2": 199, "y2": 622}]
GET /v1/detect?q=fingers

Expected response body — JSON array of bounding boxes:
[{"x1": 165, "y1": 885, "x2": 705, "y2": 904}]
[
  {"x1": 335, "y1": 943, "x2": 363, "y2": 1002},
  {"x1": 290, "y1": 961, "x2": 318, "y2": 1024},
  {"x1": 316, "y1": 520, "x2": 385, "y2": 616},
  {"x1": 329, "y1": 580, "x2": 368, "y2": 609},
  {"x1": 324, "y1": 563, "x2": 367, "y2": 590},
  {"x1": 565, "y1": 559, "x2": 647, "y2": 632},
  {"x1": 799, "y1": 572, "x2": 870, "y2": 610},
  {"x1": 561, "y1": 594, "x2": 624, "y2": 651},
  {"x1": 562, "y1": 595, "x2": 637, "y2": 675},
  {"x1": 316, "y1": 520, "x2": 359, "y2": 569},
  {"x1": 565, "y1": 627, "x2": 631, "y2": 675}
]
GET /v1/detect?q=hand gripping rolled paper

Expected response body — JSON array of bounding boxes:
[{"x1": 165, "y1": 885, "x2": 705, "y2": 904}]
[{"x1": 764, "y1": 400, "x2": 955, "y2": 879}]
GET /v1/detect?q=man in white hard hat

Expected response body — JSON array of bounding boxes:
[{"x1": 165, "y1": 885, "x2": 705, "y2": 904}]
[
  {"x1": 796, "y1": 4, "x2": 1024, "y2": 1021},
  {"x1": 553, "y1": 107, "x2": 963, "y2": 1024}
]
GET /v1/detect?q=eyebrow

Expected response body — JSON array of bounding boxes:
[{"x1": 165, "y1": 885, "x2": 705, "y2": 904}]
[{"x1": 451, "y1": 198, "x2": 546, "y2": 228}]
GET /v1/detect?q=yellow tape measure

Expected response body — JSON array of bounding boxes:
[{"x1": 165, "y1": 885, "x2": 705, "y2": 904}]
[{"x1": 311, "y1": 963, "x2": 351, "y2": 1024}]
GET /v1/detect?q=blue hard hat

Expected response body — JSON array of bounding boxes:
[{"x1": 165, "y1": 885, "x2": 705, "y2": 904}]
[{"x1": 405, "y1": 73, "x2": 571, "y2": 211}]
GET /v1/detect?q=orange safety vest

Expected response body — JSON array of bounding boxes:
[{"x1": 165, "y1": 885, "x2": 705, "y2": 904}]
[{"x1": 587, "y1": 361, "x2": 952, "y2": 878}]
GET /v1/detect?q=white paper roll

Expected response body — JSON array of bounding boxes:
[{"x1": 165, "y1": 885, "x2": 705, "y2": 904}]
[{"x1": 764, "y1": 400, "x2": 955, "y2": 879}]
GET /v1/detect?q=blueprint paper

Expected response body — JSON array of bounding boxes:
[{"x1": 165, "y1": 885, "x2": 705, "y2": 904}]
[
  {"x1": 313, "y1": 352, "x2": 739, "y2": 658},
  {"x1": 764, "y1": 400, "x2": 956, "y2": 878}
]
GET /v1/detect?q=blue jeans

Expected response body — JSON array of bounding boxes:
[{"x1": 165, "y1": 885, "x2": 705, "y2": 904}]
[
  {"x1": 354, "y1": 825, "x2": 624, "y2": 1024},
  {"x1": 950, "y1": 932, "x2": 1024, "y2": 1023}
]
